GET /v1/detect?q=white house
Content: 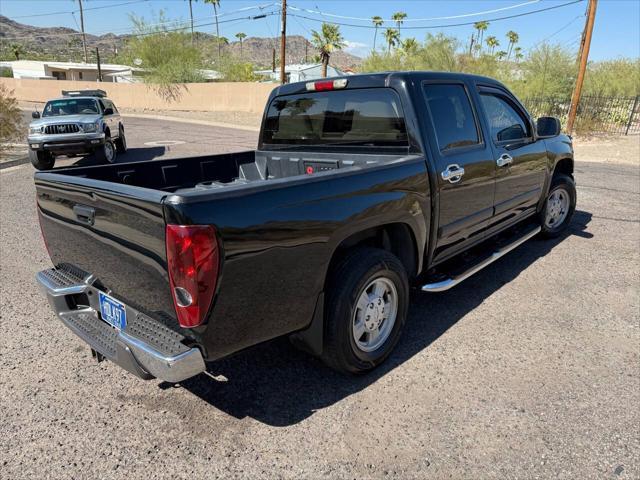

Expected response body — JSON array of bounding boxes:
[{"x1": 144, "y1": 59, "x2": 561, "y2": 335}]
[
  {"x1": 0, "y1": 60, "x2": 140, "y2": 82},
  {"x1": 255, "y1": 63, "x2": 345, "y2": 83}
]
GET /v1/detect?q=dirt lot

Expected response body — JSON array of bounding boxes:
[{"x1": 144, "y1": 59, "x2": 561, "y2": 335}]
[{"x1": 0, "y1": 128, "x2": 638, "y2": 479}]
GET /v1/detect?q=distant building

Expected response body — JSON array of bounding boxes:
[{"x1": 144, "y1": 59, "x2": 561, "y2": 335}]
[
  {"x1": 255, "y1": 63, "x2": 345, "y2": 83},
  {"x1": 0, "y1": 60, "x2": 140, "y2": 82}
]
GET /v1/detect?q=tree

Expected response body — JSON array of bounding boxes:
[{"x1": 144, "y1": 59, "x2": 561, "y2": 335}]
[
  {"x1": 485, "y1": 36, "x2": 499, "y2": 55},
  {"x1": 401, "y1": 38, "x2": 419, "y2": 56},
  {"x1": 235, "y1": 32, "x2": 246, "y2": 58},
  {"x1": 473, "y1": 21, "x2": 489, "y2": 55},
  {"x1": 514, "y1": 46, "x2": 524, "y2": 62},
  {"x1": 310, "y1": 23, "x2": 345, "y2": 78},
  {"x1": 204, "y1": 0, "x2": 222, "y2": 61},
  {"x1": 0, "y1": 84, "x2": 23, "y2": 152},
  {"x1": 371, "y1": 16, "x2": 383, "y2": 51},
  {"x1": 495, "y1": 50, "x2": 508, "y2": 61},
  {"x1": 10, "y1": 44, "x2": 25, "y2": 61},
  {"x1": 384, "y1": 28, "x2": 400, "y2": 53},
  {"x1": 392, "y1": 12, "x2": 407, "y2": 38},
  {"x1": 506, "y1": 30, "x2": 519, "y2": 59}
]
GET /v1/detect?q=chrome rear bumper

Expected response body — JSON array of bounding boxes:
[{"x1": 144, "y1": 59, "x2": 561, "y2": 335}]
[{"x1": 36, "y1": 267, "x2": 205, "y2": 383}]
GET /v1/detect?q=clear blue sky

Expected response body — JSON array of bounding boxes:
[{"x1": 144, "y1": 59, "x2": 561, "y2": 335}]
[{"x1": 1, "y1": 0, "x2": 639, "y2": 60}]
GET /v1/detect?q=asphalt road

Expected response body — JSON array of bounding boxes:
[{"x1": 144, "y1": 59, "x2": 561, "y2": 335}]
[{"x1": 1, "y1": 124, "x2": 638, "y2": 479}]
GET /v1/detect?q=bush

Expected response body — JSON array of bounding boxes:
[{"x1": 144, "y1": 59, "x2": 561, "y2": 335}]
[{"x1": 0, "y1": 84, "x2": 23, "y2": 150}]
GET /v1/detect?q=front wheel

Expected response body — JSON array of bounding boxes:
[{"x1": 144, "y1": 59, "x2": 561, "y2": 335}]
[
  {"x1": 28, "y1": 149, "x2": 55, "y2": 170},
  {"x1": 322, "y1": 248, "x2": 409, "y2": 374},
  {"x1": 539, "y1": 173, "x2": 576, "y2": 238},
  {"x1": 94, "y1": 137, "x2": 117, "y2": 164}
]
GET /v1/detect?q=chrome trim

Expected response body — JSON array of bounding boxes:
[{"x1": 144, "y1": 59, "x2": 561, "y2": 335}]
[
  {"x1": 422, "y1": 226, "x2": 541, "y2": 292},
  {"x1": 36, "y1": 269, "x2": 205, "y2": 383},
  {"x1": 496, "y1": 153, "x2": 513, "y2": 167},
  {"x1": 441, "y1": 164, "x2": 465, "y2": 183}
]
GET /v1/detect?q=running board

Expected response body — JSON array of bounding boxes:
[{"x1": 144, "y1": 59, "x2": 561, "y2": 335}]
[{"x1": 421, "y1": 225, "x2": 541, "y2": 292}]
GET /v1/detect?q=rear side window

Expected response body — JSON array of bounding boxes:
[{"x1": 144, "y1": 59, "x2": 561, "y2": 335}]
[
  {"x1": 262, "y1": 88, "x2": 408, "y2": 148},
  {"x1": 423, "y1": 84, "x2": 479, "y2": 151},
  {"x1": 480, "y1": 93, "x2": 530, "y2": 142}
]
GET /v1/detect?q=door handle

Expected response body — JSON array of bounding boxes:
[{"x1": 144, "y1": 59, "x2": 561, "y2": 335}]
[
  {"x1": 496, "y1": 153, "x2": 513, "y2": 167},
  {"x1": 73, "y1": 205, "x2": 95, "y2": 226},
  {"x1": 441, "y1": 164, "x2": 465, "y2": 184}
]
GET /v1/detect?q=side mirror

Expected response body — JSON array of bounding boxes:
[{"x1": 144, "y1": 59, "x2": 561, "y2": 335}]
[
  {"x1": 32, "y1": 111, "x2": 40, "y2": 119},
  {"x1": 536, "y1": 116, "x2": 561, "y2": 137},
  {"x1": 103, "y1": 107, "x2": 114, "y2": 115}
]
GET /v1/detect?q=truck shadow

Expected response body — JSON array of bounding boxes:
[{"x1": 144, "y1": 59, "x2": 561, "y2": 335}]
[{"x1": 170, "y1": 211, "x2": 593, "y2": 427}]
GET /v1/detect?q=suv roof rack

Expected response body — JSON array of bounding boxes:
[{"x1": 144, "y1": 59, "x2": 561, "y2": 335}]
[{"x1": 61, "y1": 89, "x2": 107, "y2": 98}]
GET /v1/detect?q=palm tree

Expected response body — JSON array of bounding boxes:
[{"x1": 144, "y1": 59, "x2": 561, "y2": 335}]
[
  {"x1": 310, "y1": 23, "x2": 346, "y2": 78},
  {"x1": 485, "y1": 36, "x2": 499, "y2": 55},
  {"x1": 383, "y1": 28, "x2": 400, "y2": 53},
  {"x1": 235, "y1": 32, "x2": 246, "y2": 58},
  {"x1": 371, "y1": 16, "x2": 383, "y2": 51},
  {"x1": 392, "y1": 12, "x2": 407, "y2": 38},
  {"x1": 401, "y1": 38, "x2": 419, "y2": 56},
  {"x1": 204, "y1": 0, "x2": 222, "y2": 61},
  {"x1": 506, "y1": 30, "x2": 519, "y2": 59},
  {"x1": 10, "y1": 43, "x2": 25, "y2": 61},
  {"x1": 495, "y1": 50, "x2": 508, "y2": 61},
  {"x1": 514, "y1": 46, "x2": 524, "y2": 62},
  {"x1": 473, "y1": 21, "x2": 489, "y2": 55}
]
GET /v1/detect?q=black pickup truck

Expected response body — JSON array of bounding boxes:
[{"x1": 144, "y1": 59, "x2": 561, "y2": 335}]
[{"x1": 35, "y1": 72, "x2": 575, "y2": 382}]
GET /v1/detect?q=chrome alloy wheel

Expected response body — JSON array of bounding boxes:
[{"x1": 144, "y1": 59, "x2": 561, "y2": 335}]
[
  {"x1": 545, "y1": 188, "x2": 570, "y2": 229},
  {"x1": 104, "y1": 141, "x2": 115, "y2": 162},
  {"x1": 352, "y1": 277, "x2": 398, "y2": 352}
]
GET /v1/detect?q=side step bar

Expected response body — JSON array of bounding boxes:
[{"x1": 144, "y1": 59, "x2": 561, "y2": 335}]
[{"x1": 422, "y1": 225, "x2": 541, "y2": 293}]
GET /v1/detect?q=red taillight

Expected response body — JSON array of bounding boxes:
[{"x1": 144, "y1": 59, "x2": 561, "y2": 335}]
[{"x1": 165, "y1": 225, "x2": 219, "y2": 328}]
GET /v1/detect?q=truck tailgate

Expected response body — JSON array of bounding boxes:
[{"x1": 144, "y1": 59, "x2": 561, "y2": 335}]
[{"x1": 35, "y1": 174, "x2": 175, "y2": 320}]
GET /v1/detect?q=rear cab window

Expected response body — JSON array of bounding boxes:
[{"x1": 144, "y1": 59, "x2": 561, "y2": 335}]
[{"x1": 261, "y1": 88, "x2": 409, "y2": 150}]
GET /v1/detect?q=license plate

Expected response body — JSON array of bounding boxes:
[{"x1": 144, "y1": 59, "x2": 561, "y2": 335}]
[{"x1": 98, "y1": 291, "x2": 127, "y2": 330}]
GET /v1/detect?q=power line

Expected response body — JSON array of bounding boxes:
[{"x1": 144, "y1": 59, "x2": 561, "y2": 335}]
[
  {"x1": 287, "y1": 0, "x2": 542, "y2": 23},
  {"x1": 1, "y1": 12, "x2": 281, "y2": 42},
  {"x1": 287, "y1": 0, "x2": 585, "y2": 30},
  {"x1": 9, "y1": 0, "x2": 150, "y2": 19}
]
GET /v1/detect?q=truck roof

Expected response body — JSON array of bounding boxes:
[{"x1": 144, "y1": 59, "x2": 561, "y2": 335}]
[{"x1": 271, "y1": 71, "x2": 506, "y2": 97}]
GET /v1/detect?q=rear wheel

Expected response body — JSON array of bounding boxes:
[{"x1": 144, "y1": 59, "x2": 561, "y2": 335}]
[
  {"x1": 28, "y1": 149, "x2": 55, "y2": 170},
  {"x1": 95, "y1": 137, "x2": 117, "y2": 164},
  {"x1": 322, "y1": 248, "x2": 409, "y2": 374},
  {"x1": 115, "y1": 126, "x2": 127, "y2": 154},
  {"x1": 539, "y1": 173, "x2": 576, "y2": 238}
]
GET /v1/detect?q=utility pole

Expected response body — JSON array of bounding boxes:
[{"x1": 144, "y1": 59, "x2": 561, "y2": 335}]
[
  {"x1": 272, "y1": 48, "x2": 276, "y2": 72},
  {"x1": 78, "y1": 0, "x2": 88, "y2": 63},
  {"x1": 280, "y1": 0, "x2": 287, "y2": 84},
  {"x1": 567, "y1": 0, "x2": 598, "y2": 134},
  {"x1": 96, "y1": 47, "x2": 102, "y2": 82}
]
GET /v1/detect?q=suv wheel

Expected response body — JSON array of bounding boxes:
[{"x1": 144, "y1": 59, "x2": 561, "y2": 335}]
[
  {"x1": 539, "y1": 173, "x2": 576, "y2": 238},
  {"x1": 322, "y1": 247, "x2": 409, "y2": 374},
  {"x1": 115, "y1": 126, "x2": 127, "y2": 154},
  {"x1": 95, "y1": 137, "x2": 117, "y2": 164},
  {"x1": 29, "y1": 150, "x2": 55, "y2": 170}
]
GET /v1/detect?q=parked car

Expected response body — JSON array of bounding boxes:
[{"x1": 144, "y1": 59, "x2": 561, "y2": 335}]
[
  {"x1": 28, "y1": 89, "x2": 126, "y2": 170},
  {"x1": 35, "y1": 72, "x2": 575, "y2": 382}
]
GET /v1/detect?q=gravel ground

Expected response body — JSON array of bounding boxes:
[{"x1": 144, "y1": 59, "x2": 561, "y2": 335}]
[{"x1": 0, "y1": 123, "x2": 638, "y2": 479}]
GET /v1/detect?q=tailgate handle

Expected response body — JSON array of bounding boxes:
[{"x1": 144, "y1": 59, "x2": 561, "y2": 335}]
[{"x1": 73, "y1": 205, "x2": 95, "y2": 226}]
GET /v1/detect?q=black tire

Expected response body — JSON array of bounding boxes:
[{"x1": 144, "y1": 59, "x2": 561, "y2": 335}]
[
  {"x1": 539, "y1": 173, "x2": 576, "y2": 238},
  {"x1": 94, "y1": 137, "x2": 117, "y2": 164},
  {"x1": 322, "y1": 247, "x2": 409, "y2": 374},
  {"x1": 115, "y1": 126, "x2": 127, "y2": 154},
  {"x1": 28, "y1": 149, "x2": 55, "y2": 170}
]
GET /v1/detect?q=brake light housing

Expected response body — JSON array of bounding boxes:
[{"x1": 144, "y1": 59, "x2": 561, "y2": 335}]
[
  {"x1": 165, "y1": 225, "x2": 219, "y2": 328},
  {"x1": 306, "y1": 78, "x2": 348, "y2": 91}
]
